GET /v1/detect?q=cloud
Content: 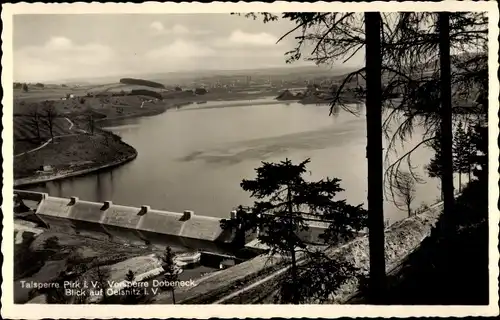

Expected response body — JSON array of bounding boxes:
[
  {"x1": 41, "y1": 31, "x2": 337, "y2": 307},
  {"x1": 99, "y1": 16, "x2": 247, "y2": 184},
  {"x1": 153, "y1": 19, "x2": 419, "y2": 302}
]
[
  {"x1": 14, "y1": 36, "x2": 117, "y2": 82},
  {"x1": 149, "y1": 22, "x2": 211, "y2": 35},
  {"x1": 142, "y1": 38, "x2": 291, "y2": 72},
  {"x1": 14, "y1": 35, "x2": 296, "y2": 82},
  {"x1": 214, "y1": 30, "x2": 280, "y2": 48},
  {"x1": 46, "y1": 36, "x2": 73, "y2": 49},
  {"x1": 145, "y1": 40, "x2": 215, "y2": 59},
  {"x1": 150, "y1": 21, "x2": 165, "y2": 32}
]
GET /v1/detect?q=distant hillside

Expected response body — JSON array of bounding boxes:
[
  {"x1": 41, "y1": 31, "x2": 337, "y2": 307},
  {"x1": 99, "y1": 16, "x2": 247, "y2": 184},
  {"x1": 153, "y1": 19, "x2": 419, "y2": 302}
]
[
  {"x1": 119, "y1": 78, "x2": 166, "y2": 89},
  {"x1": 145, "y1": 65, "x2": 357, "y2": 83}
]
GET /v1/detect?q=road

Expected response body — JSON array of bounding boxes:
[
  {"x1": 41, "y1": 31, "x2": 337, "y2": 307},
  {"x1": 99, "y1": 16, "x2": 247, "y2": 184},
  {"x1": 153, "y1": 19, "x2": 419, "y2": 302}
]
[
  {"x1": 212, "y1": 260, "x2": 291, "y2": 304},
  {"x1": 212, "y1": 251, "x2": 309, "y2": 304}
]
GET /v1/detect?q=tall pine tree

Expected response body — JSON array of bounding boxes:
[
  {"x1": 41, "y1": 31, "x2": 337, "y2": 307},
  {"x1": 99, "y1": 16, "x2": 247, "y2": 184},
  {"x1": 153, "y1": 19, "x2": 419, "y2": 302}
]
[{"x1": 233, "y1": 158, "x2": 366, "y2": 303}]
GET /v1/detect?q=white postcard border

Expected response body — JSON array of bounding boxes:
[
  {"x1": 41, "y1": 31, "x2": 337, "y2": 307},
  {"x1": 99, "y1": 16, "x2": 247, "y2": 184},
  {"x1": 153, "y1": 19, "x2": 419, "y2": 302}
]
[{"x1": 2, "y1": 1, "x2": 499, "y2": 318}]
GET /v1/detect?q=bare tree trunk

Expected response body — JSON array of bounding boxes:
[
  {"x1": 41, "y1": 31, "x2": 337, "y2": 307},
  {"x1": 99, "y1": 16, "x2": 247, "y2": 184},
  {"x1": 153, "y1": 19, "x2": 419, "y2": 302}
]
[
  {"x1": 407, "y1": 203, "x2": 412, "y2": 217},
  {"x1": 89, "y1": 114, "x2": 95, "y2": 135},
  {"x1": 439, "y1": 12, "x2": 455, "y2": 221},
  {"x1": 287, "y1": 185, "x2": 299, "y2": 304},
  {"x1": 458, "y1": 173, "x2": 462, "y2": 193},
  {"x1": 33, "y1": 113, "x2": 41, "y2": 142},
  {"x1": 290, "y1": 247, "x2": 298, "y2": 303},
  {"x1": 47, "y1": 113, "x2": 54, "y2": 142},
  {"x1": 49, "y1": 120, "x2": 54, "y2": 142},
  {"x1": 365, "y1": 12, "x2": 386, "y2": 304},
  {"x1": 171, "y1": 289, "x2": 176, "y2": 304}
]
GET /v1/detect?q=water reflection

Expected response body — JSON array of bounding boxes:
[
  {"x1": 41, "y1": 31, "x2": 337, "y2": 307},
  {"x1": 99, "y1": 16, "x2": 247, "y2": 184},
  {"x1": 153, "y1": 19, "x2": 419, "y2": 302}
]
[
  {"x1": 356, "y1": 103, "x2": 363, "y2": 114},
  {"x1": 331, "y1": 105, "x2": 340, "y2": 118},
  {"x1": 35, "y1": 170, "x2": 116, "y2": 203}
]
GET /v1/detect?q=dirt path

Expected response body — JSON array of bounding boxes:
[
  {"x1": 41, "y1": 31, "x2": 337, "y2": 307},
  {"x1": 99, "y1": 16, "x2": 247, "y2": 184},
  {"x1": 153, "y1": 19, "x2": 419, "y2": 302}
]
[
  {"x1": 65, "y1": 117, "x2": 74, "y2": 130},
  {"x1": 14, "y1": 117, "x2": 85, "y2": 157}
]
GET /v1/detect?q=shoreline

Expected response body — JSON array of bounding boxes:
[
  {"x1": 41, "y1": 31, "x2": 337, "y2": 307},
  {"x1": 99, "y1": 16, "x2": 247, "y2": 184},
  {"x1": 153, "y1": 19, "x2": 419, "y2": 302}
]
[
  {"x1": 13, "y1": 95, "x2": 271, "y2": 187},
  {"x1": 93, "y1": 105, "x2": 169, "y2": 126},
  {"x1": 176, "y1": 98, "x2": 281, "y2": 111},
  {"x1": 15, "y1": 93, "x2": 354, "y2": 187},
  {"x1": 14, "y1": 142, "x2": 138, "y2": 188}
]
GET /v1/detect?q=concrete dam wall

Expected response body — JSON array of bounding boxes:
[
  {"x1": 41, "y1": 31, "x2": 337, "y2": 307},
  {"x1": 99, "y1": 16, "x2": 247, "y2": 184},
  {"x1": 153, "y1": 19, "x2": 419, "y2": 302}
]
[
  {"x1": 14, "y1": 190, "x2": 330, "y2": 254},
  {"x1": 14, "y1": 190, "x2": 236, "y2": 254}
]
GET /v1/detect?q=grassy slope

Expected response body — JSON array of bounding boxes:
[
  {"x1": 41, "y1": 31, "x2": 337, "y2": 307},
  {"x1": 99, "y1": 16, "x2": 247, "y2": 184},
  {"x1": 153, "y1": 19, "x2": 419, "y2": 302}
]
[
  {"x1": 14, "y1": 133, "x2": 136, "y2": 179},
  {"x1": 14, "y1": 116, "x2": 73, "y2": 154},
  {"x1": 382, "y1": 178, "x2": 489, "y2": 305},
  {"x1": 14, "y1": 117, "x2": 71, "y2": 140},
  {"x1": 345, "y1": 178, "x2": 489, "y2": 305},
  {"x1": 13, "y1": 91, "x2": 167, "y2": 152}
]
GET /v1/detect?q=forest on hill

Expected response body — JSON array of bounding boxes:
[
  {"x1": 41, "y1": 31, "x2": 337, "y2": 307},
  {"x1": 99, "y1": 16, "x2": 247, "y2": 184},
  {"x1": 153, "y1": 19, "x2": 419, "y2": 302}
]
[{"x1": 119, "y1": 78, "x2": 166, "y2": 89}]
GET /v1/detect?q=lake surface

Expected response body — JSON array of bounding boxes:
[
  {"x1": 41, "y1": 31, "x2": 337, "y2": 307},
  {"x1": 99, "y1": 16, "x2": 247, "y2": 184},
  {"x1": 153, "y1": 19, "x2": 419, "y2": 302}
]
[{"x1": 27, "y1": 99, "x2": 457, "y2": 224}]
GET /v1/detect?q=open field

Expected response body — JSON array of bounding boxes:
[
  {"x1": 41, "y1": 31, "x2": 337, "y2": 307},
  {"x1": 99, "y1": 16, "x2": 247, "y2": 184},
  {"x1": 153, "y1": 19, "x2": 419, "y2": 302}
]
[
  {"x1": 14, "y1": 93, "x2": 163, "y2": 114},
  {"x1": 14, "y1": 88, "x2": 82, "y2": 102},
  {"x1": 13, "y1": 91, "x2": 168, "y2": 153}
]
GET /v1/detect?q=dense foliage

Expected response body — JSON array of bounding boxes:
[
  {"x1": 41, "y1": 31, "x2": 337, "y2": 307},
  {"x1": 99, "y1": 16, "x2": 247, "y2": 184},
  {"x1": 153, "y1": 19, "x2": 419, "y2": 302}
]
[
  {"x1": 354, "y1": 120, "x2": 489, "y2": 304},
  {"x1": 119, "y1": 78, "x2": 166, "y2": 89},
  {"x1": 383, "y1": 177, "x2": 489, "y2": 304},
  {"x1": 234, "y1": 11, "x2": 488, "y2": 304},
  {"x1": 426, "y1": 121, "x2": 484, "y2": 190},
  {"x1": 222, "y1": 158, "x2": 367, "y2": 303}
]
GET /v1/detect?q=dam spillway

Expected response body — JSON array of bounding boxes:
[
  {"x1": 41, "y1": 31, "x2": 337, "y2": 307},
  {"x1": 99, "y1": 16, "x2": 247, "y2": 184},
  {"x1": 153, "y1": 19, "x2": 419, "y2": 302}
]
[
  {"x1": 14, "y1": 190, "x2": 236, "y2": 254},
  {"x1": 14, "y1": 190, "x2": 329, "y2": 254}
]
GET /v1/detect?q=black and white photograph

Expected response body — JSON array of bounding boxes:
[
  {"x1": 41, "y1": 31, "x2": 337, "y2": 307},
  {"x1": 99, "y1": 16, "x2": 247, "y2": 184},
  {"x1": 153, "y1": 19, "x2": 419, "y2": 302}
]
[{"x1": 2, "y1": 2, "x2": 498, "y2": 318}]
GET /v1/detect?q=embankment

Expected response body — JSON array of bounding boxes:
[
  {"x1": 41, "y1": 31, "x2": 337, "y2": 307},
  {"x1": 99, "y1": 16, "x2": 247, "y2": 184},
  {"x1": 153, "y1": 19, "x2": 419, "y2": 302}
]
[
  {"x1": 152, "y1": 201, "x2": 443, "y2": 304},
  {"x1": 93, "y1": 106, "x2": 168, "y2": 127},
  {"x1": 14, "y1": 147, "x2": 137, "y2": 187}
]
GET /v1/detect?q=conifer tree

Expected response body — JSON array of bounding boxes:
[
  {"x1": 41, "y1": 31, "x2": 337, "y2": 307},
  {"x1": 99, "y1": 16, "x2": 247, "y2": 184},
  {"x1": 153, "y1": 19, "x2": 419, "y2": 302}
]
[
  {"x1": 236, "y1": 158, "x2": 366, "y2": 303},
  {"x1": 161, "y1": 246, "x2": 178, "y2": 304}
]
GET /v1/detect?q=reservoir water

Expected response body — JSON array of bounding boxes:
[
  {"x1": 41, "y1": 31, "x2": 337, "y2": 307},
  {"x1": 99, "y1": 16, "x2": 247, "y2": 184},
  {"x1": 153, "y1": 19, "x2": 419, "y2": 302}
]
[{"x1": 27, "y1": 98, "x2": 452, "y2": 224}]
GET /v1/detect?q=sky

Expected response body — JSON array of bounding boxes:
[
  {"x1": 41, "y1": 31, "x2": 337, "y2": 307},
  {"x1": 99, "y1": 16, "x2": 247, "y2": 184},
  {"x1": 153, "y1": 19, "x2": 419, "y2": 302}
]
[{"x1": 13, "y1": 14, "x2": 364, "y2": 83}]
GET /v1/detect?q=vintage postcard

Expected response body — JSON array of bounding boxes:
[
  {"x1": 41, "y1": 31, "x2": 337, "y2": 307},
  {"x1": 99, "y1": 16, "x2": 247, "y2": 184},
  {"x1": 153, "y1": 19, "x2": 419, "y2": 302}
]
[{"x1": 2, "y1": 1, "x2": 499, "y2": 319}]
